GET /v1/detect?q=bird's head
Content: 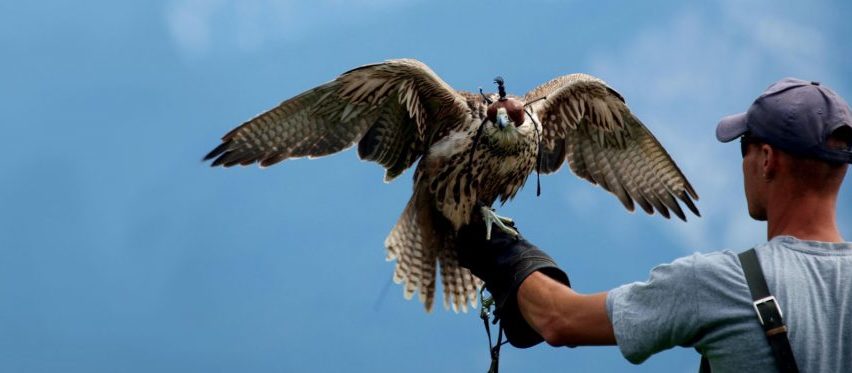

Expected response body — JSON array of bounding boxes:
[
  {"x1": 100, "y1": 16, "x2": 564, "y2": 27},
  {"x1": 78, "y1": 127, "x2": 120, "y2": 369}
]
[{"x1": 486, "y1": 77, "x2": 525, "y2": 131}]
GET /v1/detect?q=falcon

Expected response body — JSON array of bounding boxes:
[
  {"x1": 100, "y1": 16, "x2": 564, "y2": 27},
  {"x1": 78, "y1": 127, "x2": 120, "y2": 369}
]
[{"x1": 204, "y1": 59, "x2": 700, "y2": 312}]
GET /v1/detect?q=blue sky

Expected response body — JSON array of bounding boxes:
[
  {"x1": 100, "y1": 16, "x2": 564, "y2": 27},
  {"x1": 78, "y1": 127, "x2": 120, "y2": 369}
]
[{"x1": 1, "y1": 1, "x2": 850, "y2": 372}]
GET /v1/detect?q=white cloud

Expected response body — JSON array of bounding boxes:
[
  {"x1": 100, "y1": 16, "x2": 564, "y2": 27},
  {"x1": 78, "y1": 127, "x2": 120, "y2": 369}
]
[
  {"x1": 584, "y1": 3, "x2": 839, "y2": 252},
  {"x1": 166, "y1": 0, "x2": 223, "y2": 56},
  {"x1": 717, "y1": 0, "x2": 834, "y2": 82},
  {"x1": 164, "y1": 0, "x2": 421, "y2": 57}
]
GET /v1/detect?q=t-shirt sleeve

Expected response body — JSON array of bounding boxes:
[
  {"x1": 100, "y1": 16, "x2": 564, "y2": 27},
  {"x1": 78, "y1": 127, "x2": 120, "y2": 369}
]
[{"x1": 606, "y1": 254, "x2": 702, "y2": 364}]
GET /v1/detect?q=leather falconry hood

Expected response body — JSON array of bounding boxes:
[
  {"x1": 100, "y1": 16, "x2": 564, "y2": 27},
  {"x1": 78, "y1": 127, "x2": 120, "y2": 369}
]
[{"x1": 486, "y1": 77, "x2": 525, "y2": 125}]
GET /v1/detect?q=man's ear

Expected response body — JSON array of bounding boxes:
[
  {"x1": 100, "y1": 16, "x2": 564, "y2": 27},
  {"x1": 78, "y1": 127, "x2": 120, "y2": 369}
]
[{"x1": 760, "y1": 144, "x2": 777, "y2": 180}]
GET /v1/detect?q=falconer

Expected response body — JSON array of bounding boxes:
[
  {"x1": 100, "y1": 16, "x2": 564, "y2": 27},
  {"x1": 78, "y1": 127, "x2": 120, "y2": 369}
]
[{"x1": 457, "y1": 78, "x2": 852, "y2": 372}]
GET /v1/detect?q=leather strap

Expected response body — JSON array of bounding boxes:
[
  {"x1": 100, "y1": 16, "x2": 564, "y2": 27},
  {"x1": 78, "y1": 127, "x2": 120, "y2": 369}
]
[{"x1": 738, "y1": 249, "x2": 800, "y2": 373}]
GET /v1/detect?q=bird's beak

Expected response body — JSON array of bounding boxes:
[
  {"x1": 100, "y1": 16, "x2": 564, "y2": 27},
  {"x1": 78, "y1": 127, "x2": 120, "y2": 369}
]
[{"x1": 496, "y1": 113, "x2": 509, "y2": 130}]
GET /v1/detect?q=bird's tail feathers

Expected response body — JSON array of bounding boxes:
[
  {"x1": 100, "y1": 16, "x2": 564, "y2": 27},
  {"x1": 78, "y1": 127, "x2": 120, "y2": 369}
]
[{"x1": 385, "y1": 195, "x2": 480, "y2": 313}]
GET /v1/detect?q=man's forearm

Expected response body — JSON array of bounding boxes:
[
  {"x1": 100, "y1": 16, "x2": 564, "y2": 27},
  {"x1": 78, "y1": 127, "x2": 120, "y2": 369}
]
[{"x1": 517, "y1": 271, "x2": 616, "y2": 346}]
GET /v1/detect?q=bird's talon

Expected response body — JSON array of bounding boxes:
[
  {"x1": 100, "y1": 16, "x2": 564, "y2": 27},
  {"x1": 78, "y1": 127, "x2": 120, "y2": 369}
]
[{"x1": 480, "y1": 206, "x2": 519, "y2": 239}]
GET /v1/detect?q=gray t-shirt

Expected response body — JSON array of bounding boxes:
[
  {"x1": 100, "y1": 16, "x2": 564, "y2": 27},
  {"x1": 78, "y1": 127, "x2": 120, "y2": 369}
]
[{"x1": 606, "y1": 236, "x2": 852, "y2": 372}]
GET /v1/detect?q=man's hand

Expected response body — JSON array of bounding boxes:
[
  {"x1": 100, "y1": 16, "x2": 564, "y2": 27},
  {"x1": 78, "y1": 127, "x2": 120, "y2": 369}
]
[{"x1": 455, "y1": 210, "x2": 570, "y2": 348}]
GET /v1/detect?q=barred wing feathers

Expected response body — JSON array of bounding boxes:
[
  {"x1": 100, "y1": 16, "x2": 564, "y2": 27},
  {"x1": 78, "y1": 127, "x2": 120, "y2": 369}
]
[
  {"x1": 526, "y1": 74, "x2": 700, "y2": 220},
  {"x1": 204, "y1": 59, "x2": 470, "y2": 182}
]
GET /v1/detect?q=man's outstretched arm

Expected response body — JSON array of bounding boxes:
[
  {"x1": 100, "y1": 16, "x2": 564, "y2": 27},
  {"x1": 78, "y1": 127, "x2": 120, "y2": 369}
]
[
  {"x1": 517, "y1": 271, "x2": 615, "y2": 346},
  {"x1": 455, "y1": 216, "x2": 617, "y2": 348}
]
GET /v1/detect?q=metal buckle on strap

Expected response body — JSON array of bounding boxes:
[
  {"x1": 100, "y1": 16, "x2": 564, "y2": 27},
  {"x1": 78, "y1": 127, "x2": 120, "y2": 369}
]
[{"x1": 753, "y1": 296, "x2": 783, "y2": 325}]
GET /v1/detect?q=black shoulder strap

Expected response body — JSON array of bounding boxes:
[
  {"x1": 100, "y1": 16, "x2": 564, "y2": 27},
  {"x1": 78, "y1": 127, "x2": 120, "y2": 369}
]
[{"x1": 738, "y1": 248, "x2": 800, "y2": 373}]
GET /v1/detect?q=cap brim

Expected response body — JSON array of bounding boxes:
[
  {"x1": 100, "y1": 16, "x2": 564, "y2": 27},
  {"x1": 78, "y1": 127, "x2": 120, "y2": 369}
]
[{"x1": 716, "y1": 113, "x2": 748, "y2": 143}]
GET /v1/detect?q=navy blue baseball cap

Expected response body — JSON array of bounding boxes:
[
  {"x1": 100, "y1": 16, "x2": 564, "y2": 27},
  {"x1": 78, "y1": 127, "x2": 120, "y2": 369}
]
[{"x1": 716, "y1": 77, "x2": 852, "y2": 163}]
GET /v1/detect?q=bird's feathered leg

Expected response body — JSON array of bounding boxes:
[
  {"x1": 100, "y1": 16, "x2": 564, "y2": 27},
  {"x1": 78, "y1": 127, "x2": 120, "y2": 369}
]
[{"x1": 480, "y1": 205, "x2": 519, "y2": 240}]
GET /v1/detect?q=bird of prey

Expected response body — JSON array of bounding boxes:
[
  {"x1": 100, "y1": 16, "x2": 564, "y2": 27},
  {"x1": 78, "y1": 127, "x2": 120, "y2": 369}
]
[{"x1": 204, "y1": 59, "x2": 699, "y2": 312}]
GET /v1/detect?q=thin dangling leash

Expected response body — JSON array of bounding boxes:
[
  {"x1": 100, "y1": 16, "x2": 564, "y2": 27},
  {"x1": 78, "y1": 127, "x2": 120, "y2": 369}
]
[
  {"x1": 465, "y1": 88, "x2": 495, "y2": 184},
  {"x1": 470, "y1": 89, "x2": 506, "y2": 372},
  {"x1": 524, "y1": 96, "x2": 546, "y2": 196},
  {"x1": 480, "y1": 288, "x2": 507, "y2": 373},
  {"x1": 471, "y1": 91, "x2": 547, "y2": 372},
  {"x1": 466, "y1": 117, "x2": 489, "y2": 182}
]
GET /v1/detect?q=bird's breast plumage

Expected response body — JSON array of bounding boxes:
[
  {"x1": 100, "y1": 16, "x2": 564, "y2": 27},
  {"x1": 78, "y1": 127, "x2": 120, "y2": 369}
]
[{"x1": 418, "y1": 114, "x2": 539, "y2": 229}]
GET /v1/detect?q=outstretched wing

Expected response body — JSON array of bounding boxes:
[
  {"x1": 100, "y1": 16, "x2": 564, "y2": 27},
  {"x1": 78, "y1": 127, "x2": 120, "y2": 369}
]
[
  {"x1": 525, "y1": 74, "x2": 700, "y2": 220},
  {"x1": 204, "y1": 59, "x2": 471, "y2": 181}
]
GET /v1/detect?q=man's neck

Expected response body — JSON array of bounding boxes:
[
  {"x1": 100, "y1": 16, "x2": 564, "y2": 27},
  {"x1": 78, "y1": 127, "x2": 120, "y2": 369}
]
[{"x1": 766, "y1": 189, "x2": 844, "y2": 243}]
